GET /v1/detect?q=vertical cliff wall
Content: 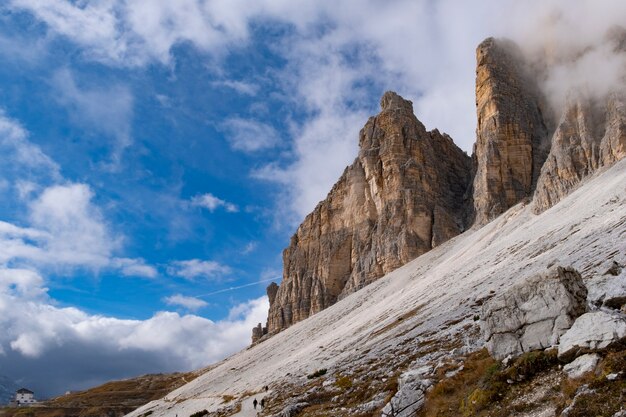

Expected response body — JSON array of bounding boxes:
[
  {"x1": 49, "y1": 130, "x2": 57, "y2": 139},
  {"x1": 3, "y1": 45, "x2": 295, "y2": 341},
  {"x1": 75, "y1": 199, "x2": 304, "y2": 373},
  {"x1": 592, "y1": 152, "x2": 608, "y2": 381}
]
[
  {"x1": 472, "y1": 37, "x2": 551, "y2": 225},
  {"x1": 266, "y1": 92, "x2": 473, "y2": 334}
]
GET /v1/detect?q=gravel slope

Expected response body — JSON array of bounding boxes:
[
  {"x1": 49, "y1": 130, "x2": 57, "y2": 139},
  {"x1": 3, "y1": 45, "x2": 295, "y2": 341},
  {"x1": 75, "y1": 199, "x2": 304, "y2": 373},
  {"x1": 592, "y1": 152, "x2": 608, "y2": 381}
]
[{"x1": 128, "y1": 159, "x2": 626, "y2": 417}]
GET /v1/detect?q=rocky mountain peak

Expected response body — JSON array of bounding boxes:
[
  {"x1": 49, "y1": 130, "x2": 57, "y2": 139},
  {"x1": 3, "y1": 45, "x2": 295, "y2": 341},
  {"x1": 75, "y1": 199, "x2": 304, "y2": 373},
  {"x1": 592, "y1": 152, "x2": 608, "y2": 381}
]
[
  {"x1": 472, "y1": 37, "x2": 552, "y2": 225},
  {"x1": 265, "y1": 91, "x2": 473, "y2": 335},
  {"x1": 380, "y1": 90, "x2": 413, "y2": 113}
]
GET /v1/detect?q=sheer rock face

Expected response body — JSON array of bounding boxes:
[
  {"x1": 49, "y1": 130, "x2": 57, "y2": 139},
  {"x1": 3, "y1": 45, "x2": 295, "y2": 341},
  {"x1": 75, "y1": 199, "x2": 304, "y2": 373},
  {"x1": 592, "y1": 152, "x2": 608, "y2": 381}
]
[
  {"x1": 266, "y1": 92, "x2": 473, "y2": 334},
  {"x1": 472, "y1": 37, "x2": 551, "y2": 225},
  {"x1": 533, "y1": 93, "x2": 626, "y2": 213}
]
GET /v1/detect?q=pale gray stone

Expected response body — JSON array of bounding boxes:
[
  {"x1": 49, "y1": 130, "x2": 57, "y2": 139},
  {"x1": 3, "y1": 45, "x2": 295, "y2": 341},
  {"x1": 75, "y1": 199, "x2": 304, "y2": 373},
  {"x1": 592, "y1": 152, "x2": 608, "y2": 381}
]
[
  {"x1": 482, "y1": 266, "x2": 587, "y2": 360},
  {"x1": 587, "y1": 266, "x2": 626, "y2": 310},
  {"x1": 563, "y1": 353, "x2": 601, "y2": 379},
  {"x1": 381, "y1": 370, "x2": 432, "y2": 417},
  {"x1": 558, "y1": 310, "x2": 626, "y2": 360}
]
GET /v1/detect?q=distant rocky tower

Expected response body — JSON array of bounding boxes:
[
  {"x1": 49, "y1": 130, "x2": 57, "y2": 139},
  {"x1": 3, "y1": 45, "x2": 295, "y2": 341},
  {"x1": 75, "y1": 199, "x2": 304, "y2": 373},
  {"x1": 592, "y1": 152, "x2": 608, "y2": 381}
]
[
  {"x1": 472, "y1": 38, "x2": 551, "y2": 225},
  {"x1": 533, "y1": 91, "x2": 626, "y2": 213},
  {"x1": 265, "y1": 92, "x2": 473, "y2": 334}
]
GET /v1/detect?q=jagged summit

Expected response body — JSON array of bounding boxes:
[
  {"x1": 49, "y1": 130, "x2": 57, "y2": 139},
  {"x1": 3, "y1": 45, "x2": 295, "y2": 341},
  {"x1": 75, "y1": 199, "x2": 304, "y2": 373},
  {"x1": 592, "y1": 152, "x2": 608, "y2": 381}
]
[
  {"x1": 379, "y1": 90, "x2": 414, "y2": 112},
  {"x1": 472, "y1": 36, "x2": 551, "y2": 225},
  {"x1": 534, "y1": 91, "x2": 626, "y2": 213},
  {"x1": 264, "y1": 90, "x2": 472, "y2": 335}
]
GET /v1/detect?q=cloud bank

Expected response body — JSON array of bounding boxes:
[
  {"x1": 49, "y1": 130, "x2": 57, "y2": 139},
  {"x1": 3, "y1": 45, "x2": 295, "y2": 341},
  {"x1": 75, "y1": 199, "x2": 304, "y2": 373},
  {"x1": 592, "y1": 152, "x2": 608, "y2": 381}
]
[{"x1": 0, "y1": 268, "x2": 267, "y2": 396}]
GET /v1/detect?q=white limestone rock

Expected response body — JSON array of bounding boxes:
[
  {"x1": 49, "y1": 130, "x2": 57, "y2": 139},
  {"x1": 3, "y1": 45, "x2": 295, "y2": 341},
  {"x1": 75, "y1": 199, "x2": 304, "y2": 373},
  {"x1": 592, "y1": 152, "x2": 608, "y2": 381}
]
[
  {"x1": 563, "y1": 353, "x2": 601, "y2": 379},
  {"x1": 381, "y1": 370, "x2": 432, "y2": 417},
  {"x1": 481, "y1": 266, "x2": 587, "y2": 360},
  {"x1": 587, "y1": 263, "x2": 626, "y2": 310},
  {"x1": 558, "y1": 310, "x2": 626, "y2": 360}
]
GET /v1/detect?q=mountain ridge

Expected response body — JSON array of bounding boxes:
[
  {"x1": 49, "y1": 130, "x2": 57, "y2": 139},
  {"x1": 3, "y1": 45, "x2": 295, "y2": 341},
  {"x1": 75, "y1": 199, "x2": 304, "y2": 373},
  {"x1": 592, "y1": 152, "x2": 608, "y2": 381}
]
[{"x1": 261, "y1": 35, "x2": 626, "y2": 338}]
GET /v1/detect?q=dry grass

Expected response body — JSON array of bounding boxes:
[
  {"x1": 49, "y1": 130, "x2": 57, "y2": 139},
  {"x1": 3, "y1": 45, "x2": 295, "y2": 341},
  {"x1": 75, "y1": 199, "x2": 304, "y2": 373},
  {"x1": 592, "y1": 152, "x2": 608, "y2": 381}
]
[
  {"x1": 421, "y1": 348, "x2": 562, "y2": 417},
  {"x1": 560, "y1": 350, "x2": 626, "y2": 417},
  {"x1": 2, "y1": 372, "x2": 198, "y2": 417}
]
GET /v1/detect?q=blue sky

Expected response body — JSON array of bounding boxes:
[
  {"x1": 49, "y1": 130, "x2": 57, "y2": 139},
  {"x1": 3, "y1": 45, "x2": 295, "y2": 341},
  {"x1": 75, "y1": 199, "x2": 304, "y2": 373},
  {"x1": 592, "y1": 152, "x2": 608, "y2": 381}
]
[{"x1": 0, "y1": 0, "x2": 623, "y2": 399}]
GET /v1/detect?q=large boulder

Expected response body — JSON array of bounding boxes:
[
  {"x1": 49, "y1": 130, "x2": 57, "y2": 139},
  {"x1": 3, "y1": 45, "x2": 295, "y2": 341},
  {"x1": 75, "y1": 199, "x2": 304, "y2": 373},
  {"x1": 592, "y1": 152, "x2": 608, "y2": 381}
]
[
  {"x1": 381, "y1": 369, "x2": 432, "y2": 417},
  {"x1": 586, "y1": 261, "x2": 626, "y2": 310},
  {"x1": 558, "y1": 310, "x2": 626, "y2": 360},
  {"x1": 482, "y1": 266, "x2": 587, "y2": 360},
  {"x1": 563, "y1": 353, "x2": 601, "y2": 379}
]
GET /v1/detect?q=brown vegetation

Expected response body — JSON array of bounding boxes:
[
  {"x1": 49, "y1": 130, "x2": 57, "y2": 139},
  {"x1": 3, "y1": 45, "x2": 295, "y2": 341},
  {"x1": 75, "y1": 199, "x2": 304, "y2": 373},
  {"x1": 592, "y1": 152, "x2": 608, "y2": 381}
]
[{"x1": 1, "y1": 372, "x2": 197, "y2": 417}]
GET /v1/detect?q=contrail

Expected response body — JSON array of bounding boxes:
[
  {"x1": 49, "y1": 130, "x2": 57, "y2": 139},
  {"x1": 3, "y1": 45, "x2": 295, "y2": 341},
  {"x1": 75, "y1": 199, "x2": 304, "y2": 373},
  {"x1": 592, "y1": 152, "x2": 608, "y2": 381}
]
[{"x1": 197, "y1": 277, "x2": 279, "y2": 298}]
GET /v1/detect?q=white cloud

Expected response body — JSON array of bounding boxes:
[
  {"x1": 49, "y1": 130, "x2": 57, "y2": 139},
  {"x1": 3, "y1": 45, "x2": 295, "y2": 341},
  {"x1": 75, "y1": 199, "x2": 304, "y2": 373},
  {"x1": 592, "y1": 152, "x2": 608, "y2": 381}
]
[
  {"x1": 213, "y1": 80, "x2": 259, "y2": 96},
  {"x1": 52, "y1": 68, "x2": 134, "y2": 170},
  {"x1": 0, "y1": 183, "x2": 161, "y2": 281},
  {"x1": 163, "y1": 294, "x2": 208, "y2": 311},
  {"x1": 167, "y1": 259, "x2": 231, "y2": 281},
  {"x1": 28, "y1": 183, "x2": 117, "y2": 268},
  {"x1": 0, "y1": 110, "x2": 61, "y2": 180},
  {"x1": 241, "y1": 242, "x2": 257, "y2": 255},
  {"x1": 221, "y1": 118, "x2": 280, "y2": 152},
  {"x1": 191, "y1": 193, "x2": 238, "y2": 213},
  {"x1": 113, "y1": 258, "x2": 158, "y2": 279}
]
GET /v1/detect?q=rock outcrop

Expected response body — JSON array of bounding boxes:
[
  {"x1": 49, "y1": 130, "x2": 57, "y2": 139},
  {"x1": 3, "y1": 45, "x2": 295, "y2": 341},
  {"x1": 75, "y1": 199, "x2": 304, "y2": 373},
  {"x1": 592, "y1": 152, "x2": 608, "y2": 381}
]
[
  {"x1": 251, "y1": 283, "x2": 280, "y2": 343},
  {"x1": 587, "y1": 261, "x2": 626, "y2": 311},
  {"x1": 257, "y1": 35, "x2": 626, "y2": 339},
  {"x1": 534, "y1": 93, "x2": 626, "y2": 213},
  {"x1": 472, "y1": 37, "x2": 551, "y2": 225},
  {"x1": 381, "y1": 369, "x2": 431, "y2": 417},
  {"x1": 481, "y1": 266, "x2": 587, "y2": 360},
  {"x1": 563, "y1": 353, "x2": 601, "y2": 379},
  {"x1": 266, "y1": 92, "x2": 473, "y2": 334},
  {"x1": 558, "y1": 310, "x2": 626, "y2": 360}
]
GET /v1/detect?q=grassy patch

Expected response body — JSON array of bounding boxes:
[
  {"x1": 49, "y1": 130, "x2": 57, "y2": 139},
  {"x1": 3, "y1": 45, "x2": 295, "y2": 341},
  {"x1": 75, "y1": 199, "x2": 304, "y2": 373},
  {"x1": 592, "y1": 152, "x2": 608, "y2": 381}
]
[
  {"x1": 335, "y1": 376, "x2": 353, "y2": 390},
  {"x1": 422, "y1": 348, "x2": 560, "y2": 417},
  {"x1": 220, "y1": 395, "x2": 235, "y2": 403},
  {"x1": 562, "y1": 350, "x2": 626, "y2": 417}
]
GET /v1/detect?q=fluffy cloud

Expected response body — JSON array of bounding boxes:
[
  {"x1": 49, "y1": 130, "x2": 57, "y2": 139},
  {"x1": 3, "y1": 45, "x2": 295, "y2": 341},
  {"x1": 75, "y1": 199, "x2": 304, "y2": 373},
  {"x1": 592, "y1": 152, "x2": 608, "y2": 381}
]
[
  {"x1": 0, "y1": 111, "x2": 61, "y2": 182},
  {"x1": 191, "y1": 193, "x2": 238, "y2": 213},
  {"x1": 29, "y1": 183, "x2": 117, "y2": 267},
  {"x1": 112, "y1": 258, "x2": 158, "y2": 279},
  {"x1": 167, "y1": 259, "x2": 232, "y2": 281},
  {"x1": 212, "y1": 80, "x2": 259, "y2": 96},
  {"x1": 164, "y1": 294, "x2": 208, "y2": 311},
  {"x1": 221, "y1": 118, "x2": 280, "y2": 152},
  {"x1": 0, "y1": 183, "x2": 162, "y2": 281}
]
